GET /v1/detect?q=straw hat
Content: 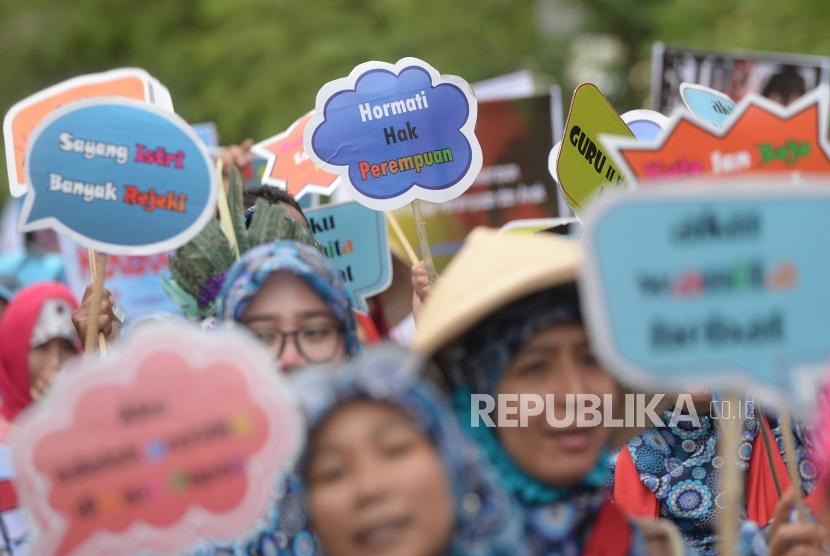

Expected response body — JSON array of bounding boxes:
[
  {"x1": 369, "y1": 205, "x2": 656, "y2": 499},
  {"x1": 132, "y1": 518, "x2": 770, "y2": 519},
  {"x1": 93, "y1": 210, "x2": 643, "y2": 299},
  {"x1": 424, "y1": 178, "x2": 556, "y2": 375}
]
[
  {"x1": 413, "y1": 227, "x2": 581, "y2": 357},
  {"x1": 413, "y1": 227, "x2": 663, "y2": 448}
]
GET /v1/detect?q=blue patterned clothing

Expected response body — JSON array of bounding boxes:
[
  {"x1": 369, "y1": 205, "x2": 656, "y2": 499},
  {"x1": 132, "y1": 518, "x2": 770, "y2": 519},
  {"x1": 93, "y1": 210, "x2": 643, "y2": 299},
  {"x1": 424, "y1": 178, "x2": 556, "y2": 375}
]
[
  {"x1": 215, "y1": 241, "x2": 359, "y2": 356},
  {"x1": 291, "y1": 345, "x2": 530, "y2": 556},
  {"x1": 618, "y1": 410, "x2": 815, "y2": 556}
]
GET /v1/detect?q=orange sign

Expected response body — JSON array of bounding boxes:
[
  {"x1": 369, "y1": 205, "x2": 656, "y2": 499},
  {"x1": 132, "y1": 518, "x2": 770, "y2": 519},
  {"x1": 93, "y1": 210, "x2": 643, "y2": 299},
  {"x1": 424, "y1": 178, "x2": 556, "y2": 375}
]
[
  {"x1": 3, "y1": 69, "x2": 171, "y2": 197},
  {"x1": 602, "y1": 87, "x2": 830, "y2": 185},
  {"x1": 252, "y1": 112, "x2": 340, "y2": 199}
]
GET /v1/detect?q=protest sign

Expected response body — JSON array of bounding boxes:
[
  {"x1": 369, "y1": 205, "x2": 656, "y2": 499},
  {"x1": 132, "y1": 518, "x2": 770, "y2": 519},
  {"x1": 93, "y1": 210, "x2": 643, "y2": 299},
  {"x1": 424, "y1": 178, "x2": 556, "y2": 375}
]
[
  {"x1": 59, "y1": 236, "x2": 178, "y2": 322},
  {"x1": 3, "y1": 68, "x2": 172, "y2": 198},
  {"x1": 252, "y1": 112, "x2": 340, "y2": 199},
  {"x1": 388, "y1": 90, "x2": 564, "y2": 270},
  {"x1": 304, "y1": 57, "x2": 482, "y2": 211},
  {"x1": 579, "y1": 181, "x2": 830, "y2": 415},
  {"x1": 9, "y1": 322, "x2": 302, "y2": 556},
  {"x1": 651, "y1": 43, "x2": 830, "y2": 114},
  {"x1": 18, "y1": 98, "x2": 218, "y2": 256},
  {"x1": 679, "y1": 83, "x2": 736, "y2": 127},
  {"x1": 555, "y1": 83, "x2": 634, "y2": 212},
  {"x1": 306, "y1": 201, "x2": 392, "y2": 312},
  {"x1": 603, "y1": 86, "x2": 830, "y2": 185}
]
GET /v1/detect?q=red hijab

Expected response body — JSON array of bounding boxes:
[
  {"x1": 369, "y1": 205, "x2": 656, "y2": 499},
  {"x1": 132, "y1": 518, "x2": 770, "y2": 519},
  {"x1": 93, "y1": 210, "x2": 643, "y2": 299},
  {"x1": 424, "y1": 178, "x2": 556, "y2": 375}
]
[{"x1": 0, "y1": 282, "x2": 79, "y2": 421}]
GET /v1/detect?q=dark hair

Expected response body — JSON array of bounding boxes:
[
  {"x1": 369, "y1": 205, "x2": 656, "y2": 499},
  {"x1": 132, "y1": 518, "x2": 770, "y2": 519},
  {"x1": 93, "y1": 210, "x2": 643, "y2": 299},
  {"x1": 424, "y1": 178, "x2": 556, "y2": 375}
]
[
  {"x1": 761, "y1": 66, "x2": 806, "y2": 102},
  {"x1": 242, "y1": 186, "x2": 308, "y2": 224}
]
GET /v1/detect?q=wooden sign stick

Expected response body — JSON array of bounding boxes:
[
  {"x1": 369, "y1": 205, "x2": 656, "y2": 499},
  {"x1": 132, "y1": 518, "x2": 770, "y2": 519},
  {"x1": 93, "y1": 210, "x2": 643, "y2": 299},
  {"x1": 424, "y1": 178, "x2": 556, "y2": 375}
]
[
  {"x1": 718, "y1": 391, "x2": 745, "y2": 556},
  {"x1": 84, "y1": 249, "x2": 108, "y2": 355},
  {"x1": 410, "y1": 200, "x2": 437, "y2": 284},
  {"x1": 385, "y1": 211, "x2": 419, "y2": 265},
  {"x1": 778, "y1": 410, "x2": 808, "y2": 521}
]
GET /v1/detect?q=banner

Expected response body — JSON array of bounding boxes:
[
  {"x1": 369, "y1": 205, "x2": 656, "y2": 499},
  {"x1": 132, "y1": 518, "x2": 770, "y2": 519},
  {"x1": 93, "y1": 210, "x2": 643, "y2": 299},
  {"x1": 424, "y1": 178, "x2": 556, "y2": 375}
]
[
  {"x1": 3, "y1": 68, "x2": 173, "y2": 198},
  {"x1": 305, "y1": 201, "x2": 392, "y2": 312},
  {"x1": 18, "y1": 99, "x2": 218, "y2": 255},
  {"x1": 651, "y1": 43, "x2": 830, "y2": 114},
  {"x1": 580, "y1": 182, "x2": 830, "y2": 414},
  {"x1": 10, "y1": 322, "x2": 301, "y2": 555},
  {"x1": 387, "y1": 90, "x2": 564, "y2": 270},
  {"x1": 305, "y1": 57, "x2": 482, "y2": 211}
]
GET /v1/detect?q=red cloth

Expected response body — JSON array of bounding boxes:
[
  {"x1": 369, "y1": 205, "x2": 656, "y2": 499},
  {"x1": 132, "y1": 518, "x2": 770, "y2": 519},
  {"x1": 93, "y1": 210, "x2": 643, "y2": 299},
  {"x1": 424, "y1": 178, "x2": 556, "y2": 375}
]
[
  {"x1": 0, "y1": 283, "x2": 78, "y2": 421},
  {"x1": 583, "y1": 497, "x2": 633, "y2": 556},
  {"x1": 354, "y1": 311, "x2": 381, "y2": 345},
  {"x1": 613, "y1": 418, "x2": 791, "y2": 527}
]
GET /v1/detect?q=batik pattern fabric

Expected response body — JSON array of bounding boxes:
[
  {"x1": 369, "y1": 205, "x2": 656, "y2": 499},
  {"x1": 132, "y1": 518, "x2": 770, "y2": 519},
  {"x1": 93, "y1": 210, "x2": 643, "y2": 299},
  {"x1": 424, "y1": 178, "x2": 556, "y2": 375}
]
[
  {"x1": 622, "y1": 409, "x2": 811, "y2": 556},
  {"x1": 215, "y1": 241, "x2": 359, "y2": 356},
  {"x1": 290, "y1": 344, "x2": 529, "y2": 556},
  {"x1": 188, "y1": 473, "x2": 316, "y2": 556}
]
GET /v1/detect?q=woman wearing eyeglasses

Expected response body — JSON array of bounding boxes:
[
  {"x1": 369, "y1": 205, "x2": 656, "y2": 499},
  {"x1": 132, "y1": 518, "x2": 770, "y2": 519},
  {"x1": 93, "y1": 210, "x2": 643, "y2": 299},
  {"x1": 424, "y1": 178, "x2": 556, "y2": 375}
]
[{"x1": 215, "y1": 240, "x2": 360, "y2": 373}]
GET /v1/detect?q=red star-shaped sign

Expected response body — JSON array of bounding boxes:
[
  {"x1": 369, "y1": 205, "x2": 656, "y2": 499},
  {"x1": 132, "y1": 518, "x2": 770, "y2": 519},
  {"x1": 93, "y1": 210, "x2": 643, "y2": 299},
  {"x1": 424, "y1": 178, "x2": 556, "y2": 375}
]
[
  {"x1": 602, "y1": 87, "x2": 830, "y2": 185},
  {"x1": 252, "y1": 112, "x2": 340, "y2": 199}
]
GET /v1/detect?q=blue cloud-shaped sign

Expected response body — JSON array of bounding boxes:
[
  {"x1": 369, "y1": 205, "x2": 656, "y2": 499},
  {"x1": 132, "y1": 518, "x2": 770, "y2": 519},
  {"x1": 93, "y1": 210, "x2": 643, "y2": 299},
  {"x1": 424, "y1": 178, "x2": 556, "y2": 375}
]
[
  {"x1": 304, "y1": 57, "x2": 482, "y2": 211},
  {"x1": 19, "y1": 99, "x2": 217, "y2": 255}
]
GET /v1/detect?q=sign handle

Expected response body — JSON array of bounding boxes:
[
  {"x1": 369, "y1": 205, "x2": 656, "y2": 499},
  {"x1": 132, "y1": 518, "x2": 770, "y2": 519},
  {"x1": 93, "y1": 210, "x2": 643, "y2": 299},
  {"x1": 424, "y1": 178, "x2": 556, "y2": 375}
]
[
  {"x1": 385, "y1": 212, "x2": 419, "y2": 265},
  {"x1": 410, "y1": 200, "x2": 436, "y2": 284},
  {"x1": 718, "y1": 390, "x2": 744, "y2": 556},
  {"x1": 778, "y1": 410, "x2": 808, "y2": 521},
  {"x1": 84, "y1": 249, "x2": 108, "y2": 355},
  {"x1": 215, "y1": 160, "x2": 240, "y2": 259}
]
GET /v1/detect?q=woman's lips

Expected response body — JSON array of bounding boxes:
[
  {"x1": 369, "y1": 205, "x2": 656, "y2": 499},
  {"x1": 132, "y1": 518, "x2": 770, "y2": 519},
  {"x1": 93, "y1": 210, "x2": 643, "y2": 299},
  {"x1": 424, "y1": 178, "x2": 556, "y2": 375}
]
[
  {"x1": 353, "y1": 515, "x2": 412, "y2": 550},
  {"x1": 543, "y1": 427, "x2": 594, "y2": 451}
]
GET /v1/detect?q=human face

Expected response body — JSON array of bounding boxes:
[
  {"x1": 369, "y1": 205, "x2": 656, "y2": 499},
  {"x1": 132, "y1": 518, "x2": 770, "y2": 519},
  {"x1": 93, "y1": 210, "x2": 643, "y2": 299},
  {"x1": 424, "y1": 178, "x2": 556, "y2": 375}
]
[
  {"x1": 495, "y1": 323, "x2": 620, "y2": 486},
  {"x1": 241, "y1": 272, "x2": 346, "y2": 372},
  {"x1": 305, "y1": 401, "x2": 453, "y2": 556},
  {"x1": 28, "y1": 337, "x2": 76, "y2": 401}
]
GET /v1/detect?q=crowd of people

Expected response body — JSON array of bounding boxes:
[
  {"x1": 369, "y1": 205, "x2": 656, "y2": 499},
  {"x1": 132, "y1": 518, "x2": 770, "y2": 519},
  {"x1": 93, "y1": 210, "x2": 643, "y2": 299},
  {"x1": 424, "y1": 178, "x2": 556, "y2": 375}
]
[{"x1": 1, "y1": 150, "x2": 829, "y2": 556}]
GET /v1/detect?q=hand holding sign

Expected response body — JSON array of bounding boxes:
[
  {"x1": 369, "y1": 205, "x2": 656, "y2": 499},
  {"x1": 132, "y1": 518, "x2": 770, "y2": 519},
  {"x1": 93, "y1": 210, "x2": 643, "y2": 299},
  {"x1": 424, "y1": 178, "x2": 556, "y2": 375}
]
[
  {"x1": 10, "y1": 322, "x2": 302, "y2": 556},
  {"x1": 19, "y1": 99, "x2": 218, "y2": 256}
]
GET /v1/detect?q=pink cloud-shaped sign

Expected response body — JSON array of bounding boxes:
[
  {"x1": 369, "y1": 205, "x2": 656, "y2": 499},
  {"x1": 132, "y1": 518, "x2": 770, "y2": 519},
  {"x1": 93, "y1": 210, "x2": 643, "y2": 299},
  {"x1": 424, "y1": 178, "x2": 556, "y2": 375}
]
[{"x1": 9, "y1": 322, "x2": 301, "y2": 555}]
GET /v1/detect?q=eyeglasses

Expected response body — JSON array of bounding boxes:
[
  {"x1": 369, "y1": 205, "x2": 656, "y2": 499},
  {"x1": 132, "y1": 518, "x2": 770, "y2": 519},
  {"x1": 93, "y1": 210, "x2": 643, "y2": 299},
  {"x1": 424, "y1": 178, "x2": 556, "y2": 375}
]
[{"x1": 245, "y1": 320, "x2": 344, "y2": 364}]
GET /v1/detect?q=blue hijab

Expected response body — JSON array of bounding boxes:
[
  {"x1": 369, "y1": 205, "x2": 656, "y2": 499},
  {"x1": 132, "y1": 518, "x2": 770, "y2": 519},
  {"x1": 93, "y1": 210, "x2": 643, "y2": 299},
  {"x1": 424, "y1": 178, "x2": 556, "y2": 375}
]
[
  {"x1": 215, "y1": 241, "x2": 359, "y2": 356},
  {"x1": 292, "y1": 344, "x2": 529, "y2": 556},
  {"x1": 443, "y1": 285, "x2": 650, "y2": 554}
]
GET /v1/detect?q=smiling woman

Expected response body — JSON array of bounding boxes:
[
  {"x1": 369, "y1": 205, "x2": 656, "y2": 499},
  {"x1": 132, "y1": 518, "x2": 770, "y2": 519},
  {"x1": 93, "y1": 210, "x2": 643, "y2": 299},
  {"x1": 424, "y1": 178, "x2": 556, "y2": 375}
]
[{"x1": 293, "y1": 345, "x2": 527, "y2": 556}]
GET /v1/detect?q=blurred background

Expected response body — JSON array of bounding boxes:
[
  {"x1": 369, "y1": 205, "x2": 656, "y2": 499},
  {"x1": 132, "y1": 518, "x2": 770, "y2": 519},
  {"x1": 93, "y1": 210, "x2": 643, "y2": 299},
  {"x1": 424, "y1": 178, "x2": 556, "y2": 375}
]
[
  {"x1": 3, "y1": 0, "x2": 830, "y2": 208},
  {"x1": 4, "y1": 0, "x2": 830, "y2": 327}
]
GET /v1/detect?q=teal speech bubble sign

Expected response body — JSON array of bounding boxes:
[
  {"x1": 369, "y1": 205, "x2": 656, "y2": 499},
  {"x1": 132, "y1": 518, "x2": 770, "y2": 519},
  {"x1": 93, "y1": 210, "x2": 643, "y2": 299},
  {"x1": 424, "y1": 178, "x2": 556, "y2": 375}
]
[
  {"x1": 679, "y1": 83, "x2": 737, "y2": 128},
  {"x1": 580, "y1": 181, "x2": 830, "y2": 415},
  {"x1": 305, "y1": 201, "x2": 392, "y2": 312}
]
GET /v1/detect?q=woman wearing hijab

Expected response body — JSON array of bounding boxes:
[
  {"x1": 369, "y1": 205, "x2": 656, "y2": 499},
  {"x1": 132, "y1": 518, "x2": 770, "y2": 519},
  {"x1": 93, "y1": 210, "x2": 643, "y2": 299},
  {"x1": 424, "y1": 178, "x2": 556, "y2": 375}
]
[
  {"x1": 412, "y1": 228, "x2": 682, "y2": 555},
  {"x1": 0, "y1": 282, "x2": 79, "y2": 555},
  {"x1": 215, "y1": 241, "x2": 360, "y2": 372},
  {"x1": 292, "y1": 344, "x2": 527, "y2": 556},
  {"x1": 189, "y1": 241, "x2": 360, "y2": 555}
]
